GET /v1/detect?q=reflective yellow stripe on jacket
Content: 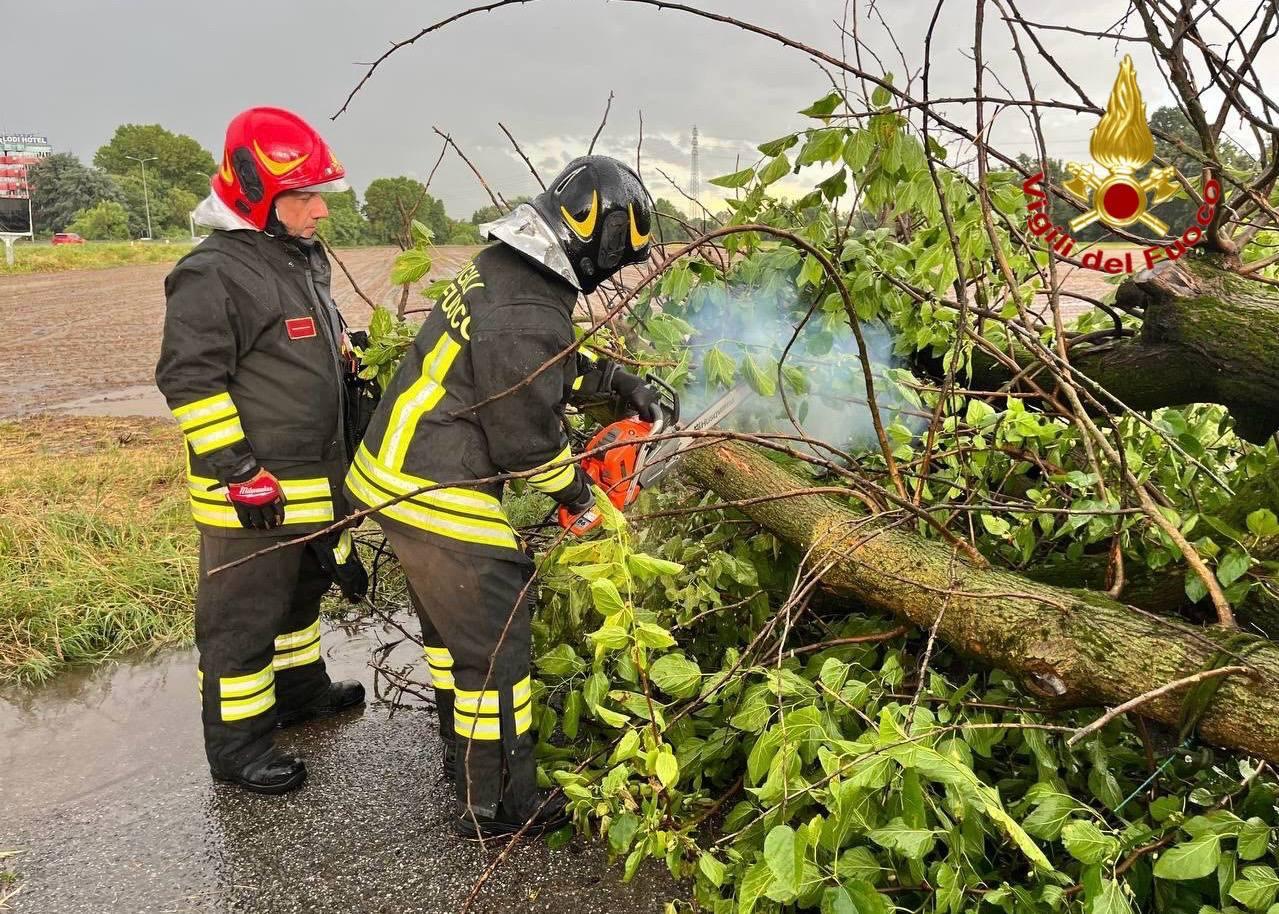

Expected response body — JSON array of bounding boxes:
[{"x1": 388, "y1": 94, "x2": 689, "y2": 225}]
[
  {"x1": 171, "y1": 392, "x2": 246, "y2": 455},
  {"x1": 345, "y1": 443, "x2": 519, "y2": 551},
  {"x1": 378, "y1": 333, "x2": 462, "y2": 471},
  {"x1": 526, "y1": 444, "x2": 577, "y2": 497}
]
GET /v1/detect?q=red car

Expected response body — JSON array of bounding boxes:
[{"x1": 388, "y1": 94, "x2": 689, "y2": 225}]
[{"x1": 51, "y1": 232, "x2": 85, "y2": 245}]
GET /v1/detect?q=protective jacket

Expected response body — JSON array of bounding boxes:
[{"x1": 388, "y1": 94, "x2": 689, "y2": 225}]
[
  {"x1": 156, "y1": 229, "x2": 349, "y2": 537},
  {"x1": 346, "y1": 242, "x2": 613, "y2": 559}
]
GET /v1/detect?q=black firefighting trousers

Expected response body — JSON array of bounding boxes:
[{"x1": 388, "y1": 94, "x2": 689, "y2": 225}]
[
  {"x1": 383, "y1": 528, "x2": 537, "y2": 819},
  {"x1": 196, "y1": 534, "x2": 333, "y2": 772}
]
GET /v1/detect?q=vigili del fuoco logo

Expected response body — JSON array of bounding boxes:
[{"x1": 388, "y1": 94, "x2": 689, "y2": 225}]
[{"x1": 1020, "y1": 54, "x2": 1221, "y2": 274}]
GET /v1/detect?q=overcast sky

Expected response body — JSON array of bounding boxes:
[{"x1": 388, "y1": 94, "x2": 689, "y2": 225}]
[{"x1": 6, "y1": 0, "x2": 1274, "y2": 219}]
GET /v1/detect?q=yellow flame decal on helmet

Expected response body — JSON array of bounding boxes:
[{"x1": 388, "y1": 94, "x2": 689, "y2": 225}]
[
  {"x1": 627, "y1": 203, "x2": 650, "y2": 249},
  {"x1": 219, "y1": 153, "x2": 234, "y2": 185},
  {"x1": 560, "y1": 190, "x2": 598, "y2": 241},
  {"x1": 253, "y1": 140, "x2": 310, "y2": 177}
]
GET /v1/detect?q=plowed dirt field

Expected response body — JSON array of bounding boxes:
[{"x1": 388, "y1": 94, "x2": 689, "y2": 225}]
[{"x1": 0, "y1": 242, "x2": 1108, "y2": 419}]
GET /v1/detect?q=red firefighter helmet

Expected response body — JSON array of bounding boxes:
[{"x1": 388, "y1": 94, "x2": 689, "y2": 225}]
[{"x1": 213, "y1": 107, "x2": 348, "y2": 230}]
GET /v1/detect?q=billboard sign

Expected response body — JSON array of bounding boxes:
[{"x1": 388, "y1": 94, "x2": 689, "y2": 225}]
[{"x1": 0, "y1": 133, "x2": 52, "y2": 200}]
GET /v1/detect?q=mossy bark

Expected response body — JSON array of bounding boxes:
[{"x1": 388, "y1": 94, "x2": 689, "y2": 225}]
[
  {"x1": 973, "y1": 257, "x2": 1279, "y2": 442},
  {"x1": 682, "y1": 441, "x2": 1279, "y2": 762}
]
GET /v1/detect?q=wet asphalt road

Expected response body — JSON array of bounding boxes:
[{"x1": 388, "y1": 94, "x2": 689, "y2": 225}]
[{"x1": 0, "y1": 624, "x2": 678, "y2": 914}]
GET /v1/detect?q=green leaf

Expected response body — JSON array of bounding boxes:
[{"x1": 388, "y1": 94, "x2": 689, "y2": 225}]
[
  {"x1": 1218, "y1": 549, "x2": 1252, "y2": 587},
  {"x1": 1239, "y1": 818, "x2": 1272, "y2": 860},
  {"x1": 562, "y1": 689, "x2": 582, "y2": 739},
  {"x1": 367, "y1": 306, "x2": 394, "y2": 340},
  {"x1": 594, "y1": 704, "x2": 628, "y2": 728},
  {"x1": 625, "y1": 552, "x2": 684, "y2": 581},
  {"x1": 1231, "y1": 865, "x2": 1279, "y2": 910},
  {"x1": 698, "y1": 852, "x2": 727, "y2": 888},
  {"x1": 589, "y1": 623, "x2": 630, "y2": 649},
  {"x1": 1246, "y1": 509, "x2": 1279, "y2": 538},
  {"x1": 409, "y1": 218, "x2": 433, "y2": 248},
  {"x1": 764, "y1": 825, "x2": 801, "y2": 900},
  {"x1": 796, "y1": 128, "x2": 845, "y2": 166},
  {"x1": 869, "y1": 818, "x2": 936, "y2": 859},
  {"x1": 981, "y1": 514, "x2": 1012, "y2": 537},
  {"x1": 1023, "y1": 790, "x2": 1080, "y2": 840},
  {"x1": 649, "y1": 654, "x2": 702, "y2": 699},
  {"x1": 798, "y1": 254, "x2": 824, "y2": 288},
  {"x1": 1186, "y1": 570, "x2": 1210, "y2": 604},
  {"x1": 1092, "y1": 879, "x2": 1134, "y2": 914},
  {"x1": 610, "y1": 728, "x2": 640, "y2": 764},
  {"x1": 741, "y1": 353, "x2": 777, "y2": 397},
  {"x1": 704, "y1": 346, "x2": 737, "y2": 388},
  {"x1": 709, "y1": 166, "x2": 755, "y2": 189},
  {"x1": 1153, "y1": 834, "x2": 1222, "y2": 881},
  {"x1": 758, "y1": 153, "x2": 791, "y2": 186},
  {"x1": 1062, "y1": 820, "x2": 1121, "y2": 864},
  {"x1": 738, "y1": 860, "x2": 772, "y2": 914},
  {"x1": 843, "y1": 130, "x2": 874, "y2": 171},
  {"x1": 758, "y1": 134, "x2": 799, "y2": 157},
  {"x1": 590, "y1": 578, "x2": 626, "y2": 616},
  {"x1": 656, "y1": 748, "x2": 679, "y2": 788},
  {"x1": 799, "y1": 90, "x2": 844, "y2": 118},
  {"x1": 535, "y1": 643, "x2": 586, "y2": 677},
  {"x1": 634, "y1": 622, "x2": 676, "y2": 649},
  {"x1": 608, "y1": 812, "x2": 640, "y2": 854},
  {"x1": 871, "y1": 81, "x2": 893, "y2": 108},
  {"x1": 391, "y1": 247, "x2": 432, "y2": 285}
]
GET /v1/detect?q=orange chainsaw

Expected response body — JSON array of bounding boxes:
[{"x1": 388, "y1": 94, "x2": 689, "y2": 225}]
[{"x1": 557, "y1": 379, "x2": 753, "y2": 536}]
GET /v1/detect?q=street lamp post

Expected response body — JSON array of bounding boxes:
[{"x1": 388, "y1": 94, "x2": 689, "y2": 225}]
[{"x1": 124, "y1": 154, "x2": 158, "y2": 240}]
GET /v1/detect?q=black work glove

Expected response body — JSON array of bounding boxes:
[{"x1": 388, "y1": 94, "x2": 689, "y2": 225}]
[
  {"x1": 310, "y1": 531, "x2": 369, "y2": 603},
  {"x1": 610, "y1": 370, "x2": 661, "y2": 423}
]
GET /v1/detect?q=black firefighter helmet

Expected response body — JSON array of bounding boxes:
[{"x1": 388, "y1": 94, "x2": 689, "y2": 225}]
[{"x1": 532, "y1": 156, "x2": 653, "y2": 293}]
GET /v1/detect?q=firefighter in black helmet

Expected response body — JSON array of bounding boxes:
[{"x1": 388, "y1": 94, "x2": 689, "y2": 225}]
[{"x1": 347, "y1": 155, "x2": 660, "y2": 837}]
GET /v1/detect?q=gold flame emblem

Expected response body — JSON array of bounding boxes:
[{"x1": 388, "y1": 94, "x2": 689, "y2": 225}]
[{"x1": 1064, "y1": 55, "x2": 1178, "y2": 233}]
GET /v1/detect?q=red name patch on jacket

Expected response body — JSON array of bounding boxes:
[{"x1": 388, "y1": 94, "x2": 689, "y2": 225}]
[{"x1": 286, "y1": 317, "x2": 316, "y2": 340}]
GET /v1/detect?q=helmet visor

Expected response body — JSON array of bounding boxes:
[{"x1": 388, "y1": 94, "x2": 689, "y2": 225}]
[{"x1": 301, "y1": 177, "x2": 350, "y2": 194}]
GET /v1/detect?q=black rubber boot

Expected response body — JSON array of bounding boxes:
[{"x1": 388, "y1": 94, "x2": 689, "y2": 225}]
[
  {"x1": 211, "y1": 746, "x2": 307, "y2": 795},
  {"x1": 441, "y1": 733, "x2": 457, "y2": 781},
  {"x1": 275, "y1": 680, "x2": 366, "y2": 729},
  {"x1": 453, "y1": 791, "x2": 569, "y2": 839}
]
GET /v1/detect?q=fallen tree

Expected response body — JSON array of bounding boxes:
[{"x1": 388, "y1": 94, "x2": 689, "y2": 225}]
[
  {"x1": 970, "y1": 258, "x2": 1279, "y2": 444},
  {"x1": 683, "y1": 439, "x2": 1279, "y2": 763}
]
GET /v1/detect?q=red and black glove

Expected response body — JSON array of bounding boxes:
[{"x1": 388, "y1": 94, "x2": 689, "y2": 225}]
[{"x1": 225, "y1": 466, "x2": 286, "y2": 530}]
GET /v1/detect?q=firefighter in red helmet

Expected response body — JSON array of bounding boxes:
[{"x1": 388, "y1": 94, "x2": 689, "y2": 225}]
[{"x1": 156, "y1": 107, "x2": 368, "y2": 794}]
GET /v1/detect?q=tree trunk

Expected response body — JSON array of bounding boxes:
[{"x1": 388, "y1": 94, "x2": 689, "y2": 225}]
[
  {"x1": 973, "y1": 257, "x2": 1279, "y2": 442},
  {"x1": 681, "y1": 440, "x2": 1279, "y2": 762}
]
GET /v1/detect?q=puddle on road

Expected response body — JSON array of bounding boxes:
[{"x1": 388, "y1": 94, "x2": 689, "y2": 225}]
[
  {"x1": 0, "y1": 618, "x2": 677, "y2": 914},
  {"x1": 44, "y1": 384, "x2": 171, "y2": 418}
]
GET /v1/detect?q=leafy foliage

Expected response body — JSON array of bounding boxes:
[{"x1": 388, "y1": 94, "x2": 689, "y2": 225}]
[
  {"x1": 67, "y1": 200, "x2": 131, "y2": 241},
  {"x1": 363, "y1": 81, "x2": 1279, "y2": 912},
  {"x1": 25, "y1": 153, "x2": 124, "y2": 234}
]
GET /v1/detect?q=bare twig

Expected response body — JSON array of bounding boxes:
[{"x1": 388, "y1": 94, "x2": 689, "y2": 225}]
[
  {"x1": 1067, "y1": 665, "x2": 1255, "y2": 746},
  {"x1": 588, "y1": 89, "x2": 614, "y2": 155}
]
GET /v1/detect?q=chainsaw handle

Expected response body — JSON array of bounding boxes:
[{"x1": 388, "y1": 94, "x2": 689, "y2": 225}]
[{"x1": 643, "y1": 373, "x2": 679, "y2": 430}]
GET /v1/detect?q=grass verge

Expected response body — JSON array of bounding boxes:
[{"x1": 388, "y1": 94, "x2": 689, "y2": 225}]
[
  {"x1": 0, "y1": 241, "x2": 194, "y2": 275},
  {"x1": 0, "y1": 416, "x2": 197, "y2": 684}
]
